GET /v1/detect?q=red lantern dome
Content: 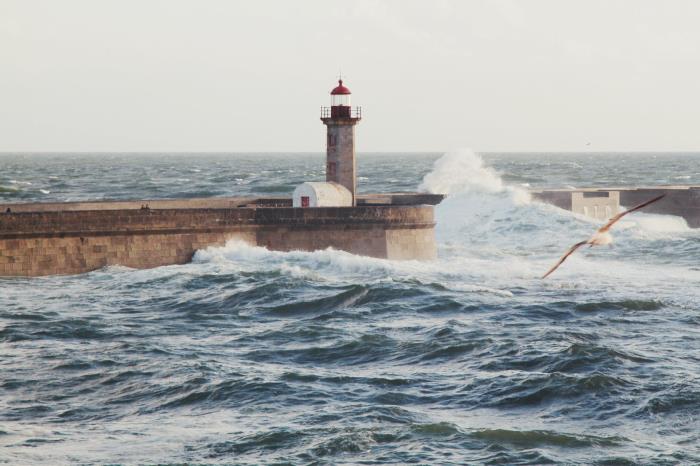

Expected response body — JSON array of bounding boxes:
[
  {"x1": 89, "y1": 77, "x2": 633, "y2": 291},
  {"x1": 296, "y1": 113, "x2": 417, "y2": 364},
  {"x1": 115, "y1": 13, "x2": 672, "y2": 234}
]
[{"x1": 330, "y1": 79, "x2": 351, "y2": 95}]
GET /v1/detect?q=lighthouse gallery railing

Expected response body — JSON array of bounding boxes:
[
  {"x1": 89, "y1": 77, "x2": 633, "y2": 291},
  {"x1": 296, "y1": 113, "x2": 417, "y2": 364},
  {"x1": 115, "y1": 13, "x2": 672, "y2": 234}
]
[{"x1": 320, "y1": 106, "x2": 362, "y2": 119}]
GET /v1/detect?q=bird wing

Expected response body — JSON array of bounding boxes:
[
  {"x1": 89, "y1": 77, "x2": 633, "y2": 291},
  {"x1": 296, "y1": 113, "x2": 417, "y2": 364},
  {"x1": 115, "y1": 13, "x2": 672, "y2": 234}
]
[
  {"x1": 598, "y1": 194, "x2": 666, "y2": 233},
  {"x1": 541, "y1": 240, "x2": 588, "y2": 279}
]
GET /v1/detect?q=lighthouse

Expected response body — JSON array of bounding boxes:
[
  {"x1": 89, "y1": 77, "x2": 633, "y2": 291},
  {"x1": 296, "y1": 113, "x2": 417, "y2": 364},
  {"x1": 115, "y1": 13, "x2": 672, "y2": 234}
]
[
  {"x1": 321, "y1": 79, "x2": 362, "y2": 205},
  {"x1": 292, "y1": 78, "x2": 362, "y2": 208}
]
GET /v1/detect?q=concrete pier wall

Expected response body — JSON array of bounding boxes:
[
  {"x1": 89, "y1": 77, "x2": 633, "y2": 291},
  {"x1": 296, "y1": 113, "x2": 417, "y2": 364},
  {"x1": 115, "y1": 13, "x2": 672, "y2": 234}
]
[
  {"x1": 617, "y1": 187, "x2": 700, "y2": 227},
  {"x1": 532, "y1": 189, "x2": 620, "y2": 220},
  {"x1": 0, "y1": 204, "x2": 437, "y2": 277},
  {"x1": 532, "y1": 186, "x2": 700, "y2": 227}
]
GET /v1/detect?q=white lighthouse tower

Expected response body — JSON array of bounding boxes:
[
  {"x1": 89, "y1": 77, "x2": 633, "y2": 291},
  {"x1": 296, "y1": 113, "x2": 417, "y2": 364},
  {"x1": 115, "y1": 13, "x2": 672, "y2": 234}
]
[{"x1": 293, "y1": 79, "x2": 362, "y2": 208}]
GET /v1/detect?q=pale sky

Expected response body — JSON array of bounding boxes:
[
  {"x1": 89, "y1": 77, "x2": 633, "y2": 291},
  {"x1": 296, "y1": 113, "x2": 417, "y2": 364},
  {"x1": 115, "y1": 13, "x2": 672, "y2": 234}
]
[{"x1": 1, "y1": 0, "x2": 699, "y2": 152}]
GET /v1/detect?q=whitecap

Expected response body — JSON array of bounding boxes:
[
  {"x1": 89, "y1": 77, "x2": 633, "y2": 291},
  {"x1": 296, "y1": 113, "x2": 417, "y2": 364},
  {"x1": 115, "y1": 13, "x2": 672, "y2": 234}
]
[{"x1": 419, "y1": 149, "x2": 504, "y2": 195}]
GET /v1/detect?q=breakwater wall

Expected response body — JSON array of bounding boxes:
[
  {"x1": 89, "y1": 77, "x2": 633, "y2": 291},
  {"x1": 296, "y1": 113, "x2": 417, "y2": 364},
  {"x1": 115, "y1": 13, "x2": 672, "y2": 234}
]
[
  {"x1": 0, "y1": 196, "x2": 439, "y2": 276},
  {"x1": 532, "y1": 186, "x2": 700, "y2": 227}
]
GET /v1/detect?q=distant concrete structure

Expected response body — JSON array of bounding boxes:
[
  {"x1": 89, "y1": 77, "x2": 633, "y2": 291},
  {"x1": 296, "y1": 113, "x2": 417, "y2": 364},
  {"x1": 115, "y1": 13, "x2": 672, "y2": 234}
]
[
  {"x1": 532, "y1": 186, "x2": 700, "y2": 227},
  {"x1": 320, "y1": 79, "x2": 361, "y2": 204},
  {"x1": 533, "y1": 189, "x2": 620, "y2": 221},
  {"x1": 293, "y1": 182, "x2": 352, "y2": 207},
  {"x1": 571, "y1": 191, "x2": 619, "y2": 220}
]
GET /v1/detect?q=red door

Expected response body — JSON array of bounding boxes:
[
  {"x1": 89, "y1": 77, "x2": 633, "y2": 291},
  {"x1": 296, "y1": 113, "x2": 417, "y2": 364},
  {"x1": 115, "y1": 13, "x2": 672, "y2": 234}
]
[{"x1": 301, "y1": 196, "x2": 310, "y2": 208}]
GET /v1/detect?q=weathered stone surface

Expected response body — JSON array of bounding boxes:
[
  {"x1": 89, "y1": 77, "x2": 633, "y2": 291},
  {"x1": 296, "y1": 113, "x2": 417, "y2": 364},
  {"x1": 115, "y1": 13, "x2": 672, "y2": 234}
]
[
  {"x1": 0, "y1": 232, "x2": 255, "y2": 277},
  {"x1": 322, "y1": 119, "x2": 358, "y2": 202},
  {"x1": 386, "y1": 227, "x2": 437, "y2": 260}
]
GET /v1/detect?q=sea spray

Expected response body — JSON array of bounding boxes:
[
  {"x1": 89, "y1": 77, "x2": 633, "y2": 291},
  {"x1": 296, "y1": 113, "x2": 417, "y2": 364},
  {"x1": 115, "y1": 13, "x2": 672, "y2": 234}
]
[
  {"x1": 418, "y1": 149, "x2": 549, "y2": 251},
  {"x1": 419, "y1": 149, "x2": 503, "y2": 195},
  {"x1": 414, "y1": 150, "x2": 671, "y2": 281},
  {"x1": 420, "y1": 149, "x2": 531, "y2": 204}
]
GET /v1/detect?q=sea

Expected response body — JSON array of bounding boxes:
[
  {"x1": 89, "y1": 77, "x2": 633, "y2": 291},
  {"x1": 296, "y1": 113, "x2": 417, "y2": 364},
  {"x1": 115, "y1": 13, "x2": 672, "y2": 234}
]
[{"x1": 1, "y1": 151, "x2": 699, "y2": 465}]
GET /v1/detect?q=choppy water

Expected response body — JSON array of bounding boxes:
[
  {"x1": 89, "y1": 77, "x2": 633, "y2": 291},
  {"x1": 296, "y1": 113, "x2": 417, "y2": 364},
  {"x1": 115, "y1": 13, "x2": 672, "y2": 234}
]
[{"x1": 1, "y1": 151, "x2": 700, "y2": 465}]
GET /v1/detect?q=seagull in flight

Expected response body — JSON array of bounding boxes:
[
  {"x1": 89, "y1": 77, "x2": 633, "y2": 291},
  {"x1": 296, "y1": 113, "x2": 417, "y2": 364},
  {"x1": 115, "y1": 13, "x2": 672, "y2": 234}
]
[{"x1": 541, "y1": 194, "x2": 666, "y2": 279}]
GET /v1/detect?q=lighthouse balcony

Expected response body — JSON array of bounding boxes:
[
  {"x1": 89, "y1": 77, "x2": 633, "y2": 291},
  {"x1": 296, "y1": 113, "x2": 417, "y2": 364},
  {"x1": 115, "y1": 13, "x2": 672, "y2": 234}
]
[{"x1": 320, "y1": 106, "x2": 362, "y2": 119}]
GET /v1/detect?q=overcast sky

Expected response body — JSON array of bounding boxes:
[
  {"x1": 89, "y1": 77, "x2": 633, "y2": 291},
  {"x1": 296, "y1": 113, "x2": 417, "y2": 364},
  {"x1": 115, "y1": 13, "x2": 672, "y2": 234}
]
[{"x1": 1, "y1": 0, "x2": 699, "y2": 152}]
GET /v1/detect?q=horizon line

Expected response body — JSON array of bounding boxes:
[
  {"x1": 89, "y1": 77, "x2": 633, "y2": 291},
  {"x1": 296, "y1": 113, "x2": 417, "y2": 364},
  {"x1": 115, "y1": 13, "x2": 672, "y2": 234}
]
[{"x1": 1, "y1": 150, "x2": 700, "y2": 155}]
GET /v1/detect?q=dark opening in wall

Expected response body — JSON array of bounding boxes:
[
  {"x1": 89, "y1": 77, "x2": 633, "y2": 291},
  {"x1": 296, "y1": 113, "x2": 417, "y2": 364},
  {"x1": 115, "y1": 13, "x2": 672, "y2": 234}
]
[{"x1": 582, "y1": 191, "x2": 610, "y2": 198}]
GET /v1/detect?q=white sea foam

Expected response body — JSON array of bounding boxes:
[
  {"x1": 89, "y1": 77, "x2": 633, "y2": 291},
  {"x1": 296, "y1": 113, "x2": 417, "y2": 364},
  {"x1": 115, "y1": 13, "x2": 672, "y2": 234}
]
[
  {"x1": 192, "y1": 239, "x2": 523, "y2": 298},
  {"x1": 626, "y1": 213, "x2": 691, "y2": 234},
  {"x1": 451, "y1": 283, "x2": 514, "y2": 297},
  {"x1": 420, "y1": 149, "x2": 531, "y2": 206},
  {"x1": 419, "y1": 149, "x2": 503, "y2": 195},
  {"x1": 194, "y1": 240, "x2": 400, "y2": 278}
]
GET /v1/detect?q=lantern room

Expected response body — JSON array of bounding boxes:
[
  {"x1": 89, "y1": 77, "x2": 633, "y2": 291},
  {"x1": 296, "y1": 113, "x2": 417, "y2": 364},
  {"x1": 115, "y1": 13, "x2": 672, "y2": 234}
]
[
  {"x1": 330, "y1": 79, "x2": 352, "y2": 118},
  {"x1": 331, "y1": 79, "x2": 351, "y2": 106}
]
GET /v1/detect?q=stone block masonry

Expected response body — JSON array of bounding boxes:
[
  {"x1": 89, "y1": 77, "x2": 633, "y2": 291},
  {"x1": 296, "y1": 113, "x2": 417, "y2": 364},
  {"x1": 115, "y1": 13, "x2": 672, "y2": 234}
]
[
  {"x1": 0, "y1": 203, "x2": 438, "y2": 277},
  {"x1": 0, "y1": 232, "x2": 252, "y2": 277},
  {"x1": 325, "y1": 122, "x2": 357, "y2": 199}
]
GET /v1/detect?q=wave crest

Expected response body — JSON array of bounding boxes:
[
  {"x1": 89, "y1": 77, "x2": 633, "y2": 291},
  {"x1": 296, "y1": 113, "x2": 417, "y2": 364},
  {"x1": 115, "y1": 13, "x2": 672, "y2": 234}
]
[{"x1": 420, "y1": 149, "x2": 504, "y2": 195}]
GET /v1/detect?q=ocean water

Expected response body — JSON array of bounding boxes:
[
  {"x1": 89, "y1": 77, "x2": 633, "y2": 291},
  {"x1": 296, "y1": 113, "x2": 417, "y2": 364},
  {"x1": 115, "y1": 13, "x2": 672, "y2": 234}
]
[{"x1": 1, "y1": 151, "x2": 700, "y2": 465}]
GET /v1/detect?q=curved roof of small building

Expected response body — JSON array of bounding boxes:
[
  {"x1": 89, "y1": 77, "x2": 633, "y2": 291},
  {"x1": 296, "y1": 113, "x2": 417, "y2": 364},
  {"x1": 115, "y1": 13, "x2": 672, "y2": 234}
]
[
  {"x1": 293, "y1": 182, "x2": 353, "y2": 207},
  {"x1": 330, "y1": 79, "x2": 351, "y2": 95},
  {"x1": 294, "y1": 181, "x2": 351, "y2": 196}
]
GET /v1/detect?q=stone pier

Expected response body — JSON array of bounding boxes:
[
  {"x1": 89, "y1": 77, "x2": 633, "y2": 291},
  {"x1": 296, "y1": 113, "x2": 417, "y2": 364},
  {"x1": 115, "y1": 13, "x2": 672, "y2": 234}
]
[{"x1": 0, "y1": 194, "x2": 442, "y2": 277}]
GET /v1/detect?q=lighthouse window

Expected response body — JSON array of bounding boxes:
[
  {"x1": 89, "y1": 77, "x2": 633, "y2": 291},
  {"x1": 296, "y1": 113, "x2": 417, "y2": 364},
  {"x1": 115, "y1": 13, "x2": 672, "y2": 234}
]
[
  {"x1": 331, "y1": 94, "x2": 351, "y2": 107},
  {"x1": 327, "y1": 162, "x2": 337, "y2": 177}
]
